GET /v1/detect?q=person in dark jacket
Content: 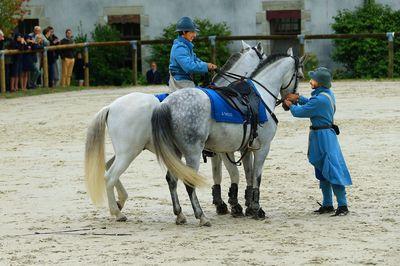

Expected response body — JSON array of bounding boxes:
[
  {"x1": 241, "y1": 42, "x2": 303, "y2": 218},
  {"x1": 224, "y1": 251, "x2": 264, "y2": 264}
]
[
  {"x1": 0, "y1": 30, "x2": 5, "y2": 50},
  {"x1": 74, "y1": 52, "x2": 85, "y2": 86},
  {"x1": 21, "y1": 34, "x2": 40, "y2": 90},
  {"x1": 10, "y1": 33, "x2": 26, "y2": 92},
  {"x1": 146, "y1": 61, "x2": 163, "y2": 84},
  {"x1": 60, "y1": 29, "x2": 75, "y2": 87},
  {"x1": 44, "y1": 27, "x2": 60, "y2": 87}
]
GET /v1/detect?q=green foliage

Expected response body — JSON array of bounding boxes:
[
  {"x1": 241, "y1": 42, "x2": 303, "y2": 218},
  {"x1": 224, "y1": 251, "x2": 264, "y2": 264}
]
[
  {"x1": 331, "y1": 2, "x2": 400, "y2": 78},
  {"x1": 75, "y1": 24, "x2": 131, "y2": 86},
  {"x1": 148, "y1": 18, "x2": 232, "y2": 82},
  {"x1": 89, "y1": 24, "x2": 131, "y2": 85},
  {"x1": 0, "y1": 0, "x2": 29, "y2": 36},
  {"x1": 303, "y1": 53, "x2": 319, "y2": 79}
]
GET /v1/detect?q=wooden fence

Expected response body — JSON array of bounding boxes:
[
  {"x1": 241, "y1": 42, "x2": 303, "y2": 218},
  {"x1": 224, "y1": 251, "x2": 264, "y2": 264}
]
[{"x1": 0, "y1": 32, "x2": 398, "y2": 94}]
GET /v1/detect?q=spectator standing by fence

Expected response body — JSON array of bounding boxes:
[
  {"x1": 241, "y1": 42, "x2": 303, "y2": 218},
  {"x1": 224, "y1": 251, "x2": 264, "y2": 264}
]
[
  {"x1": 74, "y1": 52, "x2": 85, "y2": 86},
  {"x1": 44, "y1": 27, "x2": 60, "y2": 87},
  {"x1": 0, "y1": 30, "x2": 4, "y2": 50},
  {"x1": 21, "y1": 35, "x2": 36, "y2": 91},
  {"x1": 29, "y1": 26, "x2": 49, "y2": 88},
  {"x1": 146, "y1": 61, "x2": 162, "y2": 84},
  {"x1": 60, "y1": 29, "x2": 75, "y2": 87},
  {"x1": 10, "y1": 33, "x2": 26, "y2": 92}
]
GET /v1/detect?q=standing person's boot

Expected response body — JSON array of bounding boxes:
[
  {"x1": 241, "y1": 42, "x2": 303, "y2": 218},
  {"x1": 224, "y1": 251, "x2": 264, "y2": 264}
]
[
  {"x1": 332, "y1": 206, "x2": 349, "y2": 216},
  {"x1": 331, "y1": 184, "x2": 349, "y2": 216},
  {"x1": 314, "y1": 202, "x2": 335, "y2": 214}
]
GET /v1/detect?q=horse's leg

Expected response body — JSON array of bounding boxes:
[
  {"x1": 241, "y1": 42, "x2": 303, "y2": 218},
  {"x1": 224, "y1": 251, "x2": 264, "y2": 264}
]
[
  {"x1": 242, "y1": 152, "x2": 256, "y2": 216},
  {"x1": 106, "y1": 155, "x2": 128, "y2": 211},
  {"x1": 166, "y1": 171, "x2": 187, "y2": 225},
  {"x1": 211, "y1": 154, "x2": 229, "y2": 215},
  {"x1": 221, "y1": 153, "x2": 244, "y2": 217},
  {"x1": 184, "y1": 152, "x2": 211, "y2": 227},
  {"x1": 105, "y1": 151, "x2": 139, "y2": 222},
  {"x1": 249, "y1": 146, "x2": 271, "y2": 220}
]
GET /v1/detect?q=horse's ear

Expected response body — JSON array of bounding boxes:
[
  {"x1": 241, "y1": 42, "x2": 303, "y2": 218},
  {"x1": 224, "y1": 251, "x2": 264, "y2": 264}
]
[
  {"x1": 241, "y1": 40, "x2": 251, "y2": 52},
  {"x1": 300, "y1": 54, "x2": 307, "y2": 64},
  {"x1": 287, "y1": 47, "x2": 294, "y2": 56},
  {"x1": 256, "y1": 42, "x2": 263, "y2": 54}
]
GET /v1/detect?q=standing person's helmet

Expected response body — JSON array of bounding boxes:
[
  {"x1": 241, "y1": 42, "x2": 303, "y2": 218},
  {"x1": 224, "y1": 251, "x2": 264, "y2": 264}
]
[
  {"x1": 175, "y1": 17, "x2": 199, "y2": 32},
  {"x1": 308, "y1": 67, "x2": 332, "y2": 88}
]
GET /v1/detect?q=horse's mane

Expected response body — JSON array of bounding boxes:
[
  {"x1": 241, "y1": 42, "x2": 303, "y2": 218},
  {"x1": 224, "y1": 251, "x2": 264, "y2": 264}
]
[
  {"x1": 250, "y1": 53, "x2": 290, "y2": 78},
  {"x1": 212, "y1": 52, "x2": 242, "y2": 83}
]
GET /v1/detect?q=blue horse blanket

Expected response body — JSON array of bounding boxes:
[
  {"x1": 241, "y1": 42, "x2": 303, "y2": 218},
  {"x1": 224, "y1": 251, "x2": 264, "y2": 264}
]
[{"x1": 154, "y1": 83, "x2": 267, "y2": 124}]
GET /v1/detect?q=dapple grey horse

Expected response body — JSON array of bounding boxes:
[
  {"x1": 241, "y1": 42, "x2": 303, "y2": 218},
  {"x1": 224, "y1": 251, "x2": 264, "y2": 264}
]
[
  {"x1": 84, "y1": 41, "x2": 265, "y2": 224},
  {"x1": 151, "y1": 48, "x2": 305, "y2": 225}
]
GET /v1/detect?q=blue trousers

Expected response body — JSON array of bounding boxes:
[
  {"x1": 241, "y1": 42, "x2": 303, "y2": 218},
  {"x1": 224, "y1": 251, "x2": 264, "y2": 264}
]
[{"x1": 316, "y1": 168, "x2": 347, "y2": 207}]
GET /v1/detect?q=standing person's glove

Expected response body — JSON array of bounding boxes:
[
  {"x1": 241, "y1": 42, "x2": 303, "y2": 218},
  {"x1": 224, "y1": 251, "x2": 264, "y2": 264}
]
[
  {"x1": 283, "y1": 99, "x2": 293, "y2": 111},
  {"x1": 207, "y1": 63, "x2": 217, "y2": 71},
  {"x1": 285, "y1": 93, "x2": 300, "y2": 103}
]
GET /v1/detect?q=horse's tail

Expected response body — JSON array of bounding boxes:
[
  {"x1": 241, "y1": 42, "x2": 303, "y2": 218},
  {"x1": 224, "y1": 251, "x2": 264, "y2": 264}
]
[
  {"x1": 84, "y1": 106, "x2": 109, "y2": 206},
  {"x1": 151, "y1": 104, "x2": 206, "y2": 188}
]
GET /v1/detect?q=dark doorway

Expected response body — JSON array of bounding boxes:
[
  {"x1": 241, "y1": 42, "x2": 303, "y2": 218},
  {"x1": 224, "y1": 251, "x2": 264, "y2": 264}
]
[
  {"x1": 17, "y1": 19, "x2": 40, "y2": 35},
  {"x1": 267, "y1": 10, "x2": 301, "y2": 55},
  {"x1": 108, "y1": 15, "x2": 141, "y2": 72}
]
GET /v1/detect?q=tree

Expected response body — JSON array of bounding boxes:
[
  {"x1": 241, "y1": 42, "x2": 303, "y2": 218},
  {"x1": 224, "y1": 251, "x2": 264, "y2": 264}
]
[
  {"x1": 85, "y1": 24, "x2": 131, "y2": 86},
  {"x1": 148, "y1": 18, "x2": 232, "y2": 83},
  {"x1": 332, "y1": 2, "x2": 400, "y2": 78},
  {"x1": 0, "y1": 0, "x2": 30, "y2": 35}
]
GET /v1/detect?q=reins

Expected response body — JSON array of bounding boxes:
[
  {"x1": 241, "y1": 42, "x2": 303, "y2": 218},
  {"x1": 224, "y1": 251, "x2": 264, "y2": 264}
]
[{"x1": 210, "y1": 55, "x2": 302, "y2": 165}]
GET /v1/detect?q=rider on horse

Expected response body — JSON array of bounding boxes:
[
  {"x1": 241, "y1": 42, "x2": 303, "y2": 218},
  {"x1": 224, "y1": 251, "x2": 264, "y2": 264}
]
[{"x1": 168, "y1": 17, "x2": 217, "y2": 92}]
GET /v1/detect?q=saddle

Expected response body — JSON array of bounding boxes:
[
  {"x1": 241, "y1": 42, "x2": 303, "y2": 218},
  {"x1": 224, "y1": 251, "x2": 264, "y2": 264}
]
[{"x1": 209, "y1": 80, "x2": 262, "y2": 151}]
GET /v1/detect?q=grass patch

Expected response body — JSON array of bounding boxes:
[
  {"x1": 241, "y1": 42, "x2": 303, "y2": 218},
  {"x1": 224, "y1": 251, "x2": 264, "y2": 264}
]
[{"x1": 0, "y1": 85, "x2": 130, "y2": 99}]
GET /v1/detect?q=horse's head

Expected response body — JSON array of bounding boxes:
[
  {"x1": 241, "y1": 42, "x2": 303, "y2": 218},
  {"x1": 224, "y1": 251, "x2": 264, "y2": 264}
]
[
  {"x1": 212, "y1": 41, "x2": 265, "y2": 86},
  {"x1": 279, "y1": 47, "x2": 306, "y2": 99}
]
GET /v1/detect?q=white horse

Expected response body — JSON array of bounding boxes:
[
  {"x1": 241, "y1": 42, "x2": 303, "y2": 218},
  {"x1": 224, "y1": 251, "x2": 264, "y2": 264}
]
[
  {"x1": 84, "y1": 41, "x2": 265, "y2": 224},
  {"x1": 151, "y1": 48, "x2": 305, "y2": 225}
]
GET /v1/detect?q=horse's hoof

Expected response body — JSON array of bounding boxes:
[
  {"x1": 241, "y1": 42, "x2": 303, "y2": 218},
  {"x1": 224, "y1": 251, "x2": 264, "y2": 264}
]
[
  {"x1": 231, "y1": 204, "x2": 244, "y2": 218},
  {"x1": 116, "y1": 214, "x2": 127, "y2": 222},
  {"x1": 216, "y1": 202, "x2": 229, "y2": 215},
  {"x1": 199, "y1": 216, "x2": 211, "y2": 227},
  {"x1": 116, "y1": 201, "x2": 123, "y2": 210},
  {"x1": 252, "y1": 208, "x2": 266, "y2": 220},
  {"x1": 245, "y1": 207, "x2": 255, "y2": 217},
  {"x1": 175, "y1": 213, "x2": 187, "y2": 225}
]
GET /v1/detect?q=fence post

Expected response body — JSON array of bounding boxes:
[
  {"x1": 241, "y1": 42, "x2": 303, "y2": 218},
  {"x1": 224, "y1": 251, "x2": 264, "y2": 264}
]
[
  {"x1": 209, "y1": 36, "x2": 217, "y2": 64},
  {"x1": 387, "y1": 32, "x2": 395, "y2": 78},
  {"x1": 130, "y1": 40, "x2": 138, "y2": 86},
  {"x1": 43, "y1": 47, "x2": 49, "y2": 88},
  {"x1": 84, "y1": 43, "x2": 90, "y2": 86},
  {"x1": 297, "y1": 34, "x2": 305, "y2": 57},
  {"x1": 0, "y1": 51, "x2": 5, "y2": 95}
]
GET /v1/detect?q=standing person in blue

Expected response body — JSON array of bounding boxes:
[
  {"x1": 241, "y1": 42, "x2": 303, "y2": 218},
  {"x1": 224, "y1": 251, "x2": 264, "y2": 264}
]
[
  {"x1": 284, "y1": 67, "x2": 352, "y2": 216},
  {"x1": 168, "y1": 17, "x2": 217, "y2": 92}
]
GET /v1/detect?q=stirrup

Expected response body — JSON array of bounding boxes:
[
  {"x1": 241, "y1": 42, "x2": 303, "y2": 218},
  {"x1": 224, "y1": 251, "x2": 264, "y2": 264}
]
[{"x1": 247, "y1": 142, "x2": 260, "y2": 151}]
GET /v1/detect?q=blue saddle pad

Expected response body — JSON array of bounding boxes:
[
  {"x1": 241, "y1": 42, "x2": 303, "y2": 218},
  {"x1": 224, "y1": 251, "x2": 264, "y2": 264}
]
[
  {"x1": 155, "y1": 93, "x2": 169, "y2": 102},
  {"x1": 154, "y1": 82, "x2": 267, "y2": 124}
]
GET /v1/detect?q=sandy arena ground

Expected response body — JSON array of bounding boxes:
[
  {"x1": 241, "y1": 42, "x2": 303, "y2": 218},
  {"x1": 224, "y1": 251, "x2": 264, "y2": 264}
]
[{"x1": 0, "y1": 81, "x2": 399, "y2": 265}]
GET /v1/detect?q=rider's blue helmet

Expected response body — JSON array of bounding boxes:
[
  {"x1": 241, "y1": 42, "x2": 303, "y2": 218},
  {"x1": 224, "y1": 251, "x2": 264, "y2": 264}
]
[{"x1": 175, "y1": 17, "x2": 199, "y2": 32}]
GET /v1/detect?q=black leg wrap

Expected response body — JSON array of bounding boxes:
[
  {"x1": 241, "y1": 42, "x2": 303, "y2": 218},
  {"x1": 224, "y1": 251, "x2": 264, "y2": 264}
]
[
  {"x1": 212, "y1": 185, "x2": 222, "y2": 205},
  {"x1": 249, "y1": 188, "x2": 265, "y2": 220},
  {"x1": 244, "y1": 186, "x2": 252, "y2": 207},
  {"x1": 228, "y1": 183, "x2": 239, "y2": 206},
  {"x1": 212, "y1": 185, "x2": 228, "y2": 215},
  {"x1": 231, "y1": 203, "x2": 244, "y2": 218}
]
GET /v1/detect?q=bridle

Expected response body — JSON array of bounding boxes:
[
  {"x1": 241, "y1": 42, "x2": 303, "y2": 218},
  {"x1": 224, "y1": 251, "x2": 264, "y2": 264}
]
[
  {"x1": 215, "y1": 54, "x2": 303, "y2": 124},
  {"x1": 251, "y1": 46, "x2": 265, "y2": 60}
]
